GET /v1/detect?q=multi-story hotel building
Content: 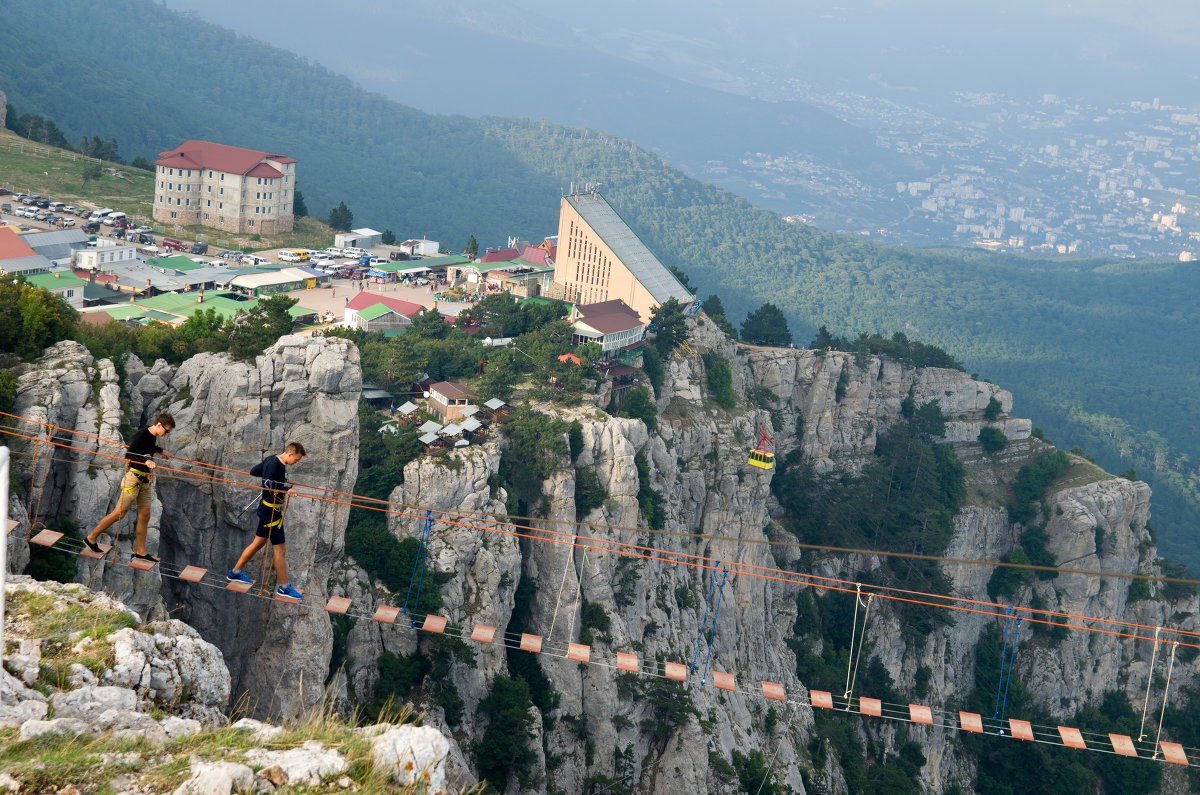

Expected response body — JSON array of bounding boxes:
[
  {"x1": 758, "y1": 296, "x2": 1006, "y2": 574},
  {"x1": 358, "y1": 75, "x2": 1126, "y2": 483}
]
[
  {"x1": 153, "y1": 140, "x2": 296, "y2": 235},
  {"x1": 553, "y1": 190, "x2": 696, "y2": 323}
]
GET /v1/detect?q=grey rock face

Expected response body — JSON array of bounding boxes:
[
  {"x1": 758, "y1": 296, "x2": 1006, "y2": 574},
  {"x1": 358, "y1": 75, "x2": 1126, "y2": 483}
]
[{"x1": 11, "y1": 336, "x2": 361, "y2": 723}]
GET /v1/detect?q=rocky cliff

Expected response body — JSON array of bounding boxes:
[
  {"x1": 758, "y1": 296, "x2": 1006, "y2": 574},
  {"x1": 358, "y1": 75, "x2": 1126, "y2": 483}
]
[
  {"x1": 7, "y1": 319, "x2": 1196, "y2": 793},
  {"x1": 9, "y1": 335, "x2": 360, "y2": 723}
]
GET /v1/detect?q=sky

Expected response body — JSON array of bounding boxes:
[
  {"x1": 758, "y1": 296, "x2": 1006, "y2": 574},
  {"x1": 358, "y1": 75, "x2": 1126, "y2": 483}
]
[{"x1": 162, "y1": 0, "x2": 1200, "y2": 114}]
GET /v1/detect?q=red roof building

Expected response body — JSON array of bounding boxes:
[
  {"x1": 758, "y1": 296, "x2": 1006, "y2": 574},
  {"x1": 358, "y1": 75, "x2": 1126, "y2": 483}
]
[{"x1": 153, "y1": 140, "x2": 297, "y2": 236}]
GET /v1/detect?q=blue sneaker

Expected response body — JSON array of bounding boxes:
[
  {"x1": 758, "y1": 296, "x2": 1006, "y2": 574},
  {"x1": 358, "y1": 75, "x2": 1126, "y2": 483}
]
[
  {"x1": 277, "y1": 584, "x2": 303, "y2": 600},
  {"x1": 227, "y1": 569, "x2": 254, "y2": 585}
]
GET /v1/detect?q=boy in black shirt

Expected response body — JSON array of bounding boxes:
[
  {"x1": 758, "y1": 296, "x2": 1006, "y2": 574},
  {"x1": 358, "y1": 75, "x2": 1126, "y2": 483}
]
[
  {"x1": 227, "y1": 442, "x2": 306, "y2": 599},
  {"x1": 84, "y1": 412, "x2": 175, "y2": 563}
]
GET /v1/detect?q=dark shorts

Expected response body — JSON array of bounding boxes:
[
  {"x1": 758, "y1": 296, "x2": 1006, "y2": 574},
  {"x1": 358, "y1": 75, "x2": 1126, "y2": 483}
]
[{"x1": 255, "y1": 507, "x2": 286, "y2": 545}]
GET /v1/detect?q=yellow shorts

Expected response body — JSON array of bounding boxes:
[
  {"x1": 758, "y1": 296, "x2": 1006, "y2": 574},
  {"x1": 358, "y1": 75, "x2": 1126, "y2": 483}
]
[{"x1": 115, "y1": 470, "x2": 153, "y2": 512}]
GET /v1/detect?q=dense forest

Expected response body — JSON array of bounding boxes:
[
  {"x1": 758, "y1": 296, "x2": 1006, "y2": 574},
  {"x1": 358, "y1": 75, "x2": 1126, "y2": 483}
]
[{"x1": 2, "y1": 0, "x2": 1198, "y2": 569}]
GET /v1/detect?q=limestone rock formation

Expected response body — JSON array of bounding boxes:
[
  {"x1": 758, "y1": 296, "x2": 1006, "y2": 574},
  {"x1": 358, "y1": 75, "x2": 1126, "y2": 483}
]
[{"x1": 10, "y1": 335, "x2": 361, "y2": 722}]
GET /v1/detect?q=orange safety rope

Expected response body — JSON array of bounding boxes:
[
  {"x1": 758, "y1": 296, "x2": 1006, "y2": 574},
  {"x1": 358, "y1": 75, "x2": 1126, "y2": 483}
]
[{"x1": 4, "y1": 417, "x2": 1200, "y2": 651}]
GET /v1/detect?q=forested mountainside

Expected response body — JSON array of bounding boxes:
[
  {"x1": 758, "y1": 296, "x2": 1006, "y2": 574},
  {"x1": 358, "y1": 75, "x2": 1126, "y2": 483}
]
[{"x1": 3, "y1": 0, "x2": 1198, "y2": 570}]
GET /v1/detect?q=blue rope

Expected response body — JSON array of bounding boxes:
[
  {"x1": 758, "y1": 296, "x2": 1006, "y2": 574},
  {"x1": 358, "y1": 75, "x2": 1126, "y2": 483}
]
[
  {"x1": 998, "y1": 617, "x2": 1023, "y2": 732},
  {"x1": 701, "y1": 566, "x2": 729, "y2": 684},
  {"x1": 403, "y1": 510, "x2": 433, "y2": 622},
  {"x1": 691, "y1": 560, "x2": 721, "y2": 672},
  {"x1": 993, "y1": 605, "x2": 1014, "y2": 720}
]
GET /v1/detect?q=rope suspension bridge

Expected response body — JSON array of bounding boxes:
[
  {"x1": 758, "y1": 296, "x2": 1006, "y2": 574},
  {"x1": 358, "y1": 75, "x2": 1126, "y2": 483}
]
[{"x1": 2, "y1": 409, "x2": 1197, "y2": 769}]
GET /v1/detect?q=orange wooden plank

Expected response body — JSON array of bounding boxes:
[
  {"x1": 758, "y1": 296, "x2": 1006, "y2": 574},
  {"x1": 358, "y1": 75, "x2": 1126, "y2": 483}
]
[
  {"x1": 909, "y1": 704, "x2": 933, "y2": 725},
  {"x1": 713, "y1": 671, "x2": 736, "y2": 692},
  {"x1": 325, "y1": 596, "x2": 352, "y2": 614},
  {"x1": 80, "y1": 542, "x2": 112, "y2": 560},
  {"x1": 1009, "y1": 719, "x2": 1034, "y2": 741},
  {"x1": 179, "y1": 565, "x2": 206, "y2": 582},
  {"x1": 30, "y1": 530, "x2": 63, "y2": 547},
  {"x1": 616, "y1": 652, "x2": 639, "y2": 672},
  {"x1": 226, "y1": 579, "x2": 252, "y2": 594},
  {"x1": 664, "y1": 662, "x2": 687, "y2": 682},
  {"x1": 1058, "y1": 726, "x2": 1086, "y2": 749},
  {"x1": 6, "y1": 519, "x2": 18, "y2": 534},
  {"x1": 422, "y1": 615, "x2": 448, "y2": 634},
  {"x1": 761, "y1": 681, "x2": 786, "y2": 701},
  {"x1": 520, "y1": 633, "x2": 543, "y2": 653},
  {"x1": 1160, "y1": 741, "x2": 1189, "y2": 765},
  {"x1": 129, "y1": 556, "x2": 158, "y2": 571},
  {"x1": 274, "y1": 591, "x2": 300, "y2": 604},
  {"x1": 810, "y1": 690, "x2": 834, "y2": 710},
  {"x1": 859, "y1": 697, "x2": 882, "y2": 717},
  {"x1": 1109, "y1": 734, "x2": 1137, "y2": 757},
  {"x1": 471, "y1": 624, "x2": 496, "y2": 643},
  {"x1": 959, "y1": 711, "x2": 983, "y2": 733},
  {"x1": 568, "y1": 643, "x2": 591, "y2": 662},
  {"x1": 373, "y1": 605, "x2": 400, "y2": 624}
]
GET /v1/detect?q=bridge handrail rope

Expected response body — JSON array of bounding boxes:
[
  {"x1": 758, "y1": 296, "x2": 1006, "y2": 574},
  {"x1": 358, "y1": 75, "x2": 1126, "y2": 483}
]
[
  {"x1": 8, "y1": 422, "x2": 1200, "y2": 656},
  {"x1": 18, "y1": 530, "x2": 1200, "y2": 768},
  {"x1": 7, "y1": 411, "x2": 1200, "y2": 603},
  {"x1": 6, "y1": 410, "x2": 1200, "y2": 656}
]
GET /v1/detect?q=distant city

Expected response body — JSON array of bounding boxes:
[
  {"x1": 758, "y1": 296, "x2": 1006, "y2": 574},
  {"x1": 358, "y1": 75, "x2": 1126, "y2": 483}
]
[{"x1": 723, "y1": 85, "x2": 1200, "y2": 259}]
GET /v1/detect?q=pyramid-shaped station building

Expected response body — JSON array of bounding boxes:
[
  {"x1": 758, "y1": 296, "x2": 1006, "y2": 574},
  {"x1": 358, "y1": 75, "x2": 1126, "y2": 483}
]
[{"x1": 553, "y1": 190, "x2": 696, "y2": 323}]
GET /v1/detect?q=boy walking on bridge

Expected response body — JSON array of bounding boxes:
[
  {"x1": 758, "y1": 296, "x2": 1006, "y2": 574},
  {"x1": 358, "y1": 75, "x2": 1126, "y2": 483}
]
[
  {"x1": 227, "y1": 442, "x2": 306, "y2": 599},
  {"x1": 84, "y1": 412, "x2": 175, "y2": 563}
]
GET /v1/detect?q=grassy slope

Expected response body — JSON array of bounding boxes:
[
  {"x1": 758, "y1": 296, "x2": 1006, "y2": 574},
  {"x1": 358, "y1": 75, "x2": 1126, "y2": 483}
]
[{"x1": 2, "y1": 0, "x2": 1198, "y2": 568}]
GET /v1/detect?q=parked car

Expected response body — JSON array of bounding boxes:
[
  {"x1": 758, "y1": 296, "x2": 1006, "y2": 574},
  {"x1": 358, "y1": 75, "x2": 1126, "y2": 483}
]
[
  {"x1": 82, "y1": 221, "x2": 100, "y2": 233},
  {"x1": 136, "y1": 232, "x2": 155, "y2": 245},
  {"x1": 414, "y1": 277, "x2": 431, "y2": 286},
  {"x1": 1, "y1": 203, "x2": 11, "y2": 214},
  {"x1": 61, "y1": 205, "x2": 77, "y2": 214},
  {"x1": 161, "y1": 237, "x2": 185, "y2": 252},
  {"x1": 61, "y1": 218, "x2": 76, "y2": 228},
  {"x1": 132, "y1": 226, "x2": 152, "y2": 234},
  {"x1": 35, "y1": 211, "x2": 52, "y2": 222},
  {"x1": 0, "y1": 188, "x2": 9, "y2": 196},
  {"x1": 324, "y1": 247, "x2": 344, "y2": 258},
  {"x1": 34, "y1": 199, "x2": 50, "y2": 209},
  {"x1": 190, "y1": 241, "x2": 209, "y2": 254}
]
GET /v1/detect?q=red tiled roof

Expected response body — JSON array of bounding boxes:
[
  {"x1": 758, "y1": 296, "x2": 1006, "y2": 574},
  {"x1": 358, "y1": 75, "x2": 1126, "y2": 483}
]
[
  {"x1": 576, "y1": 299, "x2": 640, "y2": 321},
  {"x1": 345, "y1": 293, "x2": 424, "y2": 318},
  {"x1": 517, "y1": 246, "x2": 552, "y2": 267},
  {"x1": 430, "y1": 381, "x2": 477, "y2": 399},
  {"x1": 78, "y1": 312, "x2": 115, "y2": 326},
  {"x1": 0, "y1": 228, "x2": 37, "y2": 260},
  {"x1": 154, "y1": 140, "x2": 296, "y2": 175},
  {"x1": 479, "y1": 248, "x2": 520, "y2": 264},
  {"x1": 578, "y1": 310, "x2": 644, "y2": 335},
  {"x1": 246, "y1": 163, "x2": 283, "y2": 179}
]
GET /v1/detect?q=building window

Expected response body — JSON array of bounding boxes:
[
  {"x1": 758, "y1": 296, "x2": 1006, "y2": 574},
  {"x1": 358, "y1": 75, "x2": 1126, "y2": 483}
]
[
  {"x1": 170, "y1": 212, "x2": 177, "y2": 219},
  {"x1": 204, "y1": 213, "x2": 209, "y2": 220},
  {"x1": 248, "y1": 220, "x2": 254, "y2": 227},
  {"x1": 219, "y1": 217, "x2": 224, "y2": 223}
]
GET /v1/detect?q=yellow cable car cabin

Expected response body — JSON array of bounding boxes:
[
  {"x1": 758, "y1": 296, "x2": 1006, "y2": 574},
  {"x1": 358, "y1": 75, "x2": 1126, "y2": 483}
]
[
  {"x1": 748, "y1": 427, "x2": 775, "y2": 469},
  {"x1": 748, "y1": 449, "x2": 775, "y2": 469}
]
